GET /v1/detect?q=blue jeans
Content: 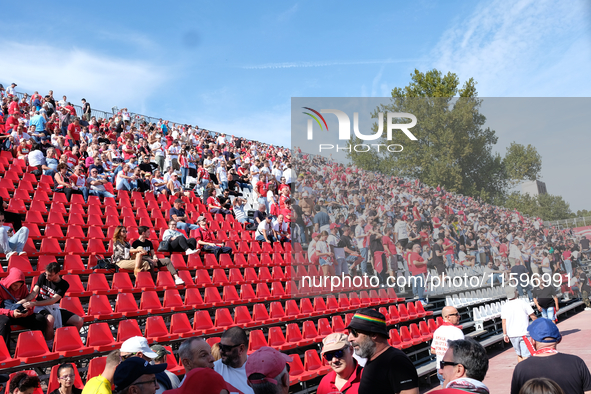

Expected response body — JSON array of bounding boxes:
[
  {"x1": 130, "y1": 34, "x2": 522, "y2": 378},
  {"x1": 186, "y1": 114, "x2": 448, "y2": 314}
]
[
  {"x1": 176, "y1": 222, "x2": 199, "y2": 232},
  {"x1": 181, "y1": 167, "x2": 189, "y2": 187},
  {"x1": 220, "y1": 181, "x2": 228, "y2": 191},
  {"x1": 335, "y1": 255, "x2": 357, "y2": 276},
  {"x1": 257, "y1": 197, "x2": 269, "y2": 212},
  {"x1": 0, "y1": 227, "x2": 29, "y2": 254},
  {"x1": 470, "y1": 251, "x2": 480, "y2": 265},
  {"x1": 238, "y1": 217, "x2": 254, "y2": 224},
  {"x1": 238, "y1": 182, "x2": 253, "y2": 192},
  {"x1": 360, "y1": 247, "x2": 368, "y2": 274},
  {"x1": 445, "y1": 254, "x2": 454, "y2": 268},
  {"x1": 564, "y1": 260, "x2": 572, "y2": 276},
  {"x1": 255, "y1": 234, "x2": 276, "y2": 243},
  {"x1": 78, "y1": 187, "x2": 89, "y2": 203},
  {"x1": 411, "y1": 273, "x2": 425, "y2": 301},
  {"x1": 541, "y1": 307, "x2": 556, "y2": 321},
  {"x1": 90, "y1": 190, "x2": 116, "y2": 199},
  {"x1": 517, "y1": 284, "x2": 533, "y2": 300}
]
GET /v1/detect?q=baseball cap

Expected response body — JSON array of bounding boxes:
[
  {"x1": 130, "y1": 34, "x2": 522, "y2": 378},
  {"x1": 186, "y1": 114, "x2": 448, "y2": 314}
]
[
  {"x1": 311, "y1": 232, "x2": 320, "y2": 238},
  {"x1": 346, "y1": 308, "x2": 389, "y2": 337},
  {"x1": 150, "y1": 344, "x2": 170, "y2": 361},
  {"x1": 120, "y1": 336, "x2": 159, "y2": 359},
  {"x1": 113, "y1": 357, "x2": 166, "y2": 391},
  {"x1": 528, "y1": 318, "x2": 562, "y2": 343},
  {"x1": 329, "y1": 223, "x2": 341, "y2": 230},
  {"x1": 164, "y1": 368, "x2": 227, "y2": 394},
  {"x1": 321, "y1": 333, "x2": 349, "y2": 354},
  {"x1": 245, "y1": 347, "x2": 292, "y2": 385},
  {"x1": 197, "y1": 216, "x2": 206, "y2": 222}
]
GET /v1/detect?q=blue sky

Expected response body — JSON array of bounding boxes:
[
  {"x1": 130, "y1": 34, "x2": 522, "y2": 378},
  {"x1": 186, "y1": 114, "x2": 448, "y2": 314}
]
[{"x1": 1, "y1": 0, "x2": 590, "y2": 209}]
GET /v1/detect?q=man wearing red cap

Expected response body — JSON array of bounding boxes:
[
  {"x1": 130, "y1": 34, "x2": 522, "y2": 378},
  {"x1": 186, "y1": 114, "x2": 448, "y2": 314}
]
[{"x1": 245, "y1": 347, "x2": 291, "y2": 394}]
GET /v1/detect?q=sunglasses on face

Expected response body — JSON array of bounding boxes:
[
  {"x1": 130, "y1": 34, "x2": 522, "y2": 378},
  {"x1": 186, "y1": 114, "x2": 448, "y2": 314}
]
[
  {"x1": 323, "y1": 348, "x2": 345, "y2": 361},
  {"x1": 439, "y1": 360, "x2": 461, "y2": 368},
  {"x1": 348, "y1": 327, "x2": 370, "y2": 338},
  {"x1": 219, "y1": 343, "x2": 241, "y2": 353}
]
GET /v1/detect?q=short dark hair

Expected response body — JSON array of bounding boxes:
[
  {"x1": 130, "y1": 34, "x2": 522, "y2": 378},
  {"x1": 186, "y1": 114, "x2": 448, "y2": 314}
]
[
  {"x1": 137, "y1": 226, "x2": 149, "y2": 235},
  {"x1": 57, "y1": 363, "x2": 75, "y2": 378},
  {"x1": 222, "y1": 326, "x2": 248, "y2": 346},
  {"x1": 9, "y1": 373, "x2": 40, "y2": 394},
  {"x1": 46, "y1": 262, "x2": 60, "y2": 274},
  {"x1": 447, "y1": 338, "x2": 489, "y2": 382}
]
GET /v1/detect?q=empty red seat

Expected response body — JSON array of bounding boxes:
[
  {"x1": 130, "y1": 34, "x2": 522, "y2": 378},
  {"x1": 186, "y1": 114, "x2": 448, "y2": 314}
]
[
  {"x1": 170, "y1": 313, "x2": 195, "y2": 338},
  {"x1": 87, "y1": 273, "x2": 116, "y2": 295},
  {"x1": 418, "y1": 321, "x2": 433, "y2": 341},
  {"x1": 140, "y1": 291, "x2": 168, "y2": 314},
  {"x1": 0, "y1": 339, "x2": 20, "y2": 368},
  {"x1": 145, "y1": 316, "x2": 179, "y2": 342},
  {"x1": 64, "y1": 238, "x2": 86, "y2": 255},
  {"x1": 331, "y1": 316, "x2": 346, "y2": 333},
  {"x1": 63, "y1": 274, "x2": 90, "y2": 297},
  {"x1": 39, "y1": 238, "x2": 62, "y2": 254},
  {"x1": 388, "y1": 305, "x2": 401, "y2": 325},
  {"x1": 234, "y1": 305, "x2": 255, "y2": 327},
  {"x1": 248, "y1": 330, "x2": 268, "y2": 354},
  {"x1": 287, "y1": 354, "x2": 306, "y2": 385},
  {"x1": 88, "y1": 294, "x2": 122, "y2": 320},
  {"x1": 53, "y1": 326, "x2": 94, "y2": 357},
  {"x1": 388, "y1": 329, "x2": 405, "y2": 349},
  {"x1": 117, "y1": 319, "x2": 147, "y2": 343},
  {"x1": 193, "y1": 310, "x2": 223, "y2": 334},
  {"x1": 302, "y1": 320, "x2": 321, "y2": 342},
  {"x1": 399, "y1": 326, "x2": 416, "y2": 347},
  {"x1": 164, "y1": 289, "x2": 191, "y2": 312},
  {"x1": 115, "y1": 292, "x2": 145, "y2": 317},
  {"x1": 398, "y1": 304, "x2": 410, "y2": 321},
  {"x1": 406, "y1": 302, "x2": 418, "y2": 319},
  {"x1": 24, "y1": 210, "x2": 44, "y2": 224},
  {"x1": 111, "y1": 272, "x2": 136, "y2": 293},
  {"x1": 286, "y1": 323, "x2": 313, "y2": 347},
  {"x1": 15, "y1": 331, "x2": 59, "y2": 363},
  {"x1": 64, "y1": 255, "x2": 92, "y2": 274},
  {"x1": 409, "y1": 323, "x2": 423, "y2": 345},
  {"x1": 214, "y1": 308, "x2": 235, "y2": 330}
]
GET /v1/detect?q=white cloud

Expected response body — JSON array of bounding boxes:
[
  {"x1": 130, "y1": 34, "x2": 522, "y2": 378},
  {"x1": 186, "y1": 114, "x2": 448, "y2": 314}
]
[
  {"x1": 432, "y1": 0, "x2": 591, "y2": 96},
  {"x1": 0, "y1": 40, "x2": 170, "y2": 115},
  {"x1": 241, "y1": 58, "x2": 425, "y2": 70}
]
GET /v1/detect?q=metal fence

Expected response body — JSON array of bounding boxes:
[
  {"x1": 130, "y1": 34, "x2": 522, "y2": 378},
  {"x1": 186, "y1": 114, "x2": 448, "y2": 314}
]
[{"x1": 544, "y1": 216, "x2": 591, "y2": 229}]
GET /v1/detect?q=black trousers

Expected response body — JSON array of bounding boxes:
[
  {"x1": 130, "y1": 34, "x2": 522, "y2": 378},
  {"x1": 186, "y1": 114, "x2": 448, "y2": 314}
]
[
  {"x1": 1, "y1": 210, "x2": 22, "y2": 231},
  {"x1": 170, "y1": 237, "x2": 198, "y2": 252},
  {"x1": 203, "y1": 245, "x2": 232, "y2": 259},
  {"x1": 0, "y1": 313, "x2": 47, "y2": 346}
]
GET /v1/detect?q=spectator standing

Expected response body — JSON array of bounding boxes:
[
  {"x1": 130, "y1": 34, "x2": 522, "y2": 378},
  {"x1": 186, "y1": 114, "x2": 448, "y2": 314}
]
[
  {"x1": 214, "y1": 327, "x2": 254, "y2": 394},
  {"x1": 81, "y1": 99, "x2": 91, "y2": 121},
  {"x1": 533, "y1": 281, "x2": 559, "y2": 322},
  {"x1": 113, "y1": 357, "x2": 166, "y2": 394},
  {"x1": 502, "y1": 286, "x2": 537, "y2": 362},
  {"x1": 510, "y1": 318, "x2": 591, "y2": 394},
  {"x1": 439, "y1": 338, "x2": 490, "y2": 393},
  {"x1": 347, "y1": 309, "x2": 419, "y2": 394},
  {"x1": 431, "y1": 306, "x2": 465, "y2": 386},
  {"x1": 151, "y1": 345, "x2": 180, "y2": 394},
  {"x1": 245, "y1": 347, "x2": 291, "y2": 394},
  {"x1": 317, "y1": 333, "x2": 362, "y2": 394},
  {"x1": 408, "y1": 243, "x2": 427, "y2": 305}
]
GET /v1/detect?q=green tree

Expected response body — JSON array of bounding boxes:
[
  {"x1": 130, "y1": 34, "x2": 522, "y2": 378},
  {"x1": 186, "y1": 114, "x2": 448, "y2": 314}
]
[
  {"x1": 503, "y1": 192, "x2": 573, "y2": 221},
  {"x1": 347, "y1": 69, "x2": 507, "y2": 203},
  {"x1": 503, "y1": 142, "x2": 542, "y2": 186}
]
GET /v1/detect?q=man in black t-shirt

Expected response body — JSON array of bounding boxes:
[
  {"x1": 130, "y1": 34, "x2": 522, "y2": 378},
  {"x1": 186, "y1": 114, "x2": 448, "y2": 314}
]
[
  {"x1": 511, "y1": 318, "x2": 591, "y2": 394},
  {"x1": 170, "y1": 199, "x2": 199, "y2": 232},
  {"x1": 336, "y1": 225, "x2": 364, "y2": 273},
  {"x1": 347, "y1": 308, "x2": 419, "y2": 394},
  {"x1": 21, "y1": 262, "x2": 84, "y2": 347},
  {"x1": 533, "y1": 282, "x2": 559, "y2": 322},
  {"x1": 131, "y1": 226, "x2": 185, "y2": 285},
  {"x1": 580, "y1": 236, "x2": 591, "y2": 260},
  {"x1": 253, "y1": 204, "x2": 267, "y2": 224}
]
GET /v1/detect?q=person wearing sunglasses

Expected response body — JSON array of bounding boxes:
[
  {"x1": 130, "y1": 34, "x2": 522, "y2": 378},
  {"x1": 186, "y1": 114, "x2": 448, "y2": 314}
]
[
  {"x1": 430, "y1": 306, "x2": 464, "y2": 387},
  {"x1": 347, "y1": 308, "x2": 418, "y2": 394},
  {"x1": 113, "y1": 357, "x2": 166, "y2": 394},
  {"x1": 214, "y1": 327, "x2": 253, "y2": 394},
  {"x1": 439, "y1": 338, "x2": 489, "y2": 393},
  {"x1": 317, "y1": 333, "x2": 361, "y2": 394}
]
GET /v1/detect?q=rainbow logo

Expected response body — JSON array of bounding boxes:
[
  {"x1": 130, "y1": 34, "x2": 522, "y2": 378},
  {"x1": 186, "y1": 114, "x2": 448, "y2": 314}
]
[{"x1": 302, "y1": 107, "x2": 328, "y2": 131}]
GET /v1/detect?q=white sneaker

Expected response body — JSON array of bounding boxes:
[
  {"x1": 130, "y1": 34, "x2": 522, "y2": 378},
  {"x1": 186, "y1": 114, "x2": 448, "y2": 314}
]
[
  {"x1": 420, "y1": 300, "x2": 428, "y2": 306},
  {"x1": 18, "y1": 252, "x2": 27, "y2": 256},
  {"x1": 5, "y1": 251, "x2": 16, "y2": 260},
  {"x1": 175, "y1": 277, "x2": 185, "y2": 285},
  {"x1": 585, "y1": 307, "x2": 591, "y2": 311},
  {"x1": 185, "y1": 248, "x2": 198, "y2": 255}
]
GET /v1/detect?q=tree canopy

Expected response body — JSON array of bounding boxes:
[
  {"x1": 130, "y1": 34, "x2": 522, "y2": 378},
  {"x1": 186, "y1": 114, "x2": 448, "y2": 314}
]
[{"x1": 346, "y1": 69, "x2": 542, "y2": 204}]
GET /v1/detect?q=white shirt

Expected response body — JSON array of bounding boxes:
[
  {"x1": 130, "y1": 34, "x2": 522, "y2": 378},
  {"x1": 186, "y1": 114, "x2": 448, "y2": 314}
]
[
  {"x1": 395, "y1": 221, "x2": 409, "y2": 240},
  {"x1": 216, "y1": 166, "x2": 228, "y2": 183},
  {"x1": 500, "y1": 298, "x2": 534, "y2": 337},
  {"x1": 213, "y1": 359, "x2": 254, "y2": 394},
  {"x1": 28, "y1": 150, "x2": 45, "y2": 167},
  {"x1": 509, "y1": 244, "x2": 521, "y2": 259},
  {"x1": 431, "y1": 324, "x2": 464, "y2": 368},
  {"x1": 272, "y1": 167, "x2": 282, "y2": 182}
]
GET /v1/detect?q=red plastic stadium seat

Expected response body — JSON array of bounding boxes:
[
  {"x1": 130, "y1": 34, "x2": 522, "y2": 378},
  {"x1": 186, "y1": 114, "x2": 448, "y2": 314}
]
[
  {"x1": 0, "y1": 339, "x2": 20, "y2": 367},
  {"x1": 304, "y1": 349, "x2": 330, "y2": 377},
  {"x1": 214, "y1": 308, "x2": 235, "y2": 330},
  {"x1": 117, "y1": 319, "x2": 147, "y2": 343},
  {"x1": 163, "y1": 345, "x2": 185, "y2": 375},
  {"x1": 145, "y1": 316, "x2": 179, "y2": 342},
  {"x1": 170, "y1": 313, "x2": 196, "y2": 338},
  {"x1": 389, "y1": 328, "x2": 404, "y2": 350},
  {"x1": 248, "y1": 330, "x2": 268, "y2": 354},
  {"x1": 15, "y1": 331, "x2": 59, "y2": 363},
  {"x1": 193, "y1": 310, "x2": 223, "y2": 334},
  {"x1": 86, "y1": 357, "x2": 107, "y2": 382},
  {"x1": 140, "y1": 291, "x2": 168, "y2": 314},
  {"x1": 87, "y1": 323, "x2": 120, "y2": 351},
  {"x1": 234, "y1": 305, "x2": 256, "y2": 328},
  {"x1": 87, "y1": 273, "x2": 116, "y2": 295},
  {"x1": 287, "y1": 354, "x2": 306, "y2": 385},
  {"x1": 88, "y1": 294, "x2": 122, "y2": 320},
  {"x1": 399, "y1": 326, "x2": 416, "y2": 347},
  {"x1": 53, "y1": 326, "x2": 94, "y2": 357},
  {"x1": 268, "y1": 326, "x2": 296, "y2": 351},
  {"x1": 115, "y1": 292, "x2": 145, "y2": 317}
]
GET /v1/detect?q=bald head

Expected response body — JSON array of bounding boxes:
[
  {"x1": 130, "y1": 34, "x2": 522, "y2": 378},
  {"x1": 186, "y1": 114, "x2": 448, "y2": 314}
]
[{"x1": 442, "y1": 306, "x2": 460, "y2": 325}]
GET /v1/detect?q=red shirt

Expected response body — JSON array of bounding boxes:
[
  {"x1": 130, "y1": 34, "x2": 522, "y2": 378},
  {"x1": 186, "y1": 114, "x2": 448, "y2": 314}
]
[
  {"x1": 256, "y1": 180, "x2": 268, "y2": 196},
  {"x1": 67, "y1": 123, "x2": 81, "y2": 141},
  {"x1": 64, "y1": 151, "x2": 79, "y2": 168},
  {"x1": 207, "y1": 196, "x2": 221, "y2": 210},
  {"x1": 8, "y1": 102, "x2": 19, "y2": 115},
  {"x1": 194, "y1": 227, "x2": 215, "y2": 243},
  {"x1": 317, "y1": 362, "x2": 361, "y2": 394},
  {"x1": 408, "y1": 252, "x2": 427, "y2": 275},
  {"x1": 278, "y1": 183, "x2": 290, "y2": 194},
  {"x1": 198, "y1": 167, "x2": 210, "y2": 180}
]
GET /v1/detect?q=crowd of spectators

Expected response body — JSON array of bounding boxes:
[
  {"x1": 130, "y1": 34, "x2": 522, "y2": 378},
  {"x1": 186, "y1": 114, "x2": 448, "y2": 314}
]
[{"x1": 291, "y1": 150, "x2": 591, "y2": 308}]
